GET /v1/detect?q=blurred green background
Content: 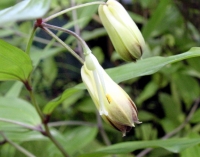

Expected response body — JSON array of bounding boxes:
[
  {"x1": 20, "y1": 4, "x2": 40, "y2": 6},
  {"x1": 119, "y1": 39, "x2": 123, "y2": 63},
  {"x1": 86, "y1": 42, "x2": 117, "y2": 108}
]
[{"x1": 0, "y1": 0, "x2": 200, "y2": 157}]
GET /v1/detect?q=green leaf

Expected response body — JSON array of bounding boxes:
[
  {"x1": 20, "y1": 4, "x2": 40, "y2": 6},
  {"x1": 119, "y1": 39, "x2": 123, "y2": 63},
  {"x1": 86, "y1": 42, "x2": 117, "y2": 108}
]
[
  {"x1": 136, "y1": 81, "x2": 158, "y2": 105},
  {"x1": 159, "y1": 93, "x2": 181, "y2": 122},
  {"x1": 0, "y1": 0, "x2": 51, "y2": 25},
  {"x1": 0, "y1": 40, "x2": 33, "y2": 82},
  {"x1": 172, "y1": 73, "x2": 200, "y2": 108},
  {"x1": 4, "y1": 131, "x2": 46, "y2": 143},
  {"x1": 74, "y1": 47, "x2": 200, "y2": 91},
  {"x1": 64, "y1": 126, "x2": 98, "y2": 155},
  {"x1": 106, "y1": 47, "x2": 200, "y2": 83},
  {"x1": 0, "y1": 97, "x2": 41, "y2": 132},
  {"x1": 0, "y1": 0, "x2": 15, "y2": 10},
  {"x1": 142, "y1": 0, "x2": 172, "y2": 39},
  {"x1": 190, "y1": 108, "x2": 200, "y2": 123},
  {"x1": 187, "y1": 57, "x2": 200, "y2": 72},
  {"x1": 79, "y1": 138, "x2": 200, "y2": 157},
  {"x1": 30, "y1": 47, "x2": 62, "y2": 68},
  {"x1": 180, "y1": 133, "x2": 200, "y2": 157},
  {"x1": 43, "y1": 88, "x2": 82, "y2": 114},
  {"x1": 0, "y1": 144, "x2": 16, "y2": 157},
  {"x1": 5, "y1": 81, "x2": 23, "y2": 98},
  {"x1": 45, "y1": 127, "x2": 98, "y2": 156}
]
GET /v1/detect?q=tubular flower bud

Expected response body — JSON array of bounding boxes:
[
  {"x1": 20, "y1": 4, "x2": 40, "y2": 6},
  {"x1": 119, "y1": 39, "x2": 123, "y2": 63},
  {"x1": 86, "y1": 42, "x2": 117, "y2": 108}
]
[
  {"x1": 98, "y1": 0, "x2": 145, "y2": 61},
  {"x1": 81, "y1": 53, "x2": 141, "y2": 136}
]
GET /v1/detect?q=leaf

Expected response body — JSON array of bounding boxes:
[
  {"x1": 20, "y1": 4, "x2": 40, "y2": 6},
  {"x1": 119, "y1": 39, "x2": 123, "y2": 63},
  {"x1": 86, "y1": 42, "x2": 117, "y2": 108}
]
[
  {"x1": 30, "y1": 47, "x2": 62, "y2": 68},
  {"x1": 79, "y1": 138, "x2": 200, "y2": 157},
  {"x1": 74, "y1": 47, "x2": 200, "y2": 91},
  {"x1": 136, "y1": 81, "x2": 158, "y2": 105},
  {"x1": 5, "y1": 81, "x2": 23, "y2": 98},
  {"x1": 43, "y1": 88, "x2": 82, "y2": 114},
  {"x1": 64, "y1": 126, "x2": 98, "y2": 155},
  {"x1": 106, "y1": 47, "x2": 200, "y2": 83},
  {"x1": 0, "y1": 144, "x2": 16, "y2": 157},
  {"x1": 4, "y1": 131, "x2": 46, "y2": 143},
  {"x1": 159, "y1": 93, "x2": 181, "y2": 122},
  {"x1": 187, "y1": 57, "x2": 200, "y2": 72},
  {"x1": 190, "y1": 108, "x2": 200, "y2": 123},
  {"x1": 44, "y1": 127, "x2": 98, "y2": 156},
  {"x1": 172, "y1": 73, "x2": 200, "y2": 108},
  {"x1": 0, "y1": 0, "x2": 51, "y2": 25},
  {"x1": 0, "y1": 40, "x2": 33, "y2": 82},
  {"x1": 142, "y1": 0, "x2": 172, "y2": 39},
  {"x1": 0, "y1": 97, "x2": 41, "y2": 132}
]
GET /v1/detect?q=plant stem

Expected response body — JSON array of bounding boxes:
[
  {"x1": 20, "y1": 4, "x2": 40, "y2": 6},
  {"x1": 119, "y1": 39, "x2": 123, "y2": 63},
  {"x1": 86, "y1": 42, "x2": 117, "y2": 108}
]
[
  {"x1": 0, "y1": 132, "x2": 36, "y2": 157},
  {"x1": 26, "y1": 81, "x2": 69, "y2": 157},
  {"x1": 42, "y1": 23, "x2": 91, "y2": 55},
  {"x1": 96, "y1": 111, "x2": 111, "y2": 146},
  {"x1": 44, "y1": 124, "x2": 69, "y2": 157},
  {"x1": 42, "y1": 27, "x2": 84, "y2": 64},
  {"x1": 25, "y1": 26, "x2": 37, "y2": 55},
  {"x1": 29, "y1": 89, "x2": 44, "y2": 121},
  {"x1": 44, "y1": 1, "x2": 105, "y2": 22},
  {"x1": 70, "y1": 0, "x2": 84, "y2": 59}
]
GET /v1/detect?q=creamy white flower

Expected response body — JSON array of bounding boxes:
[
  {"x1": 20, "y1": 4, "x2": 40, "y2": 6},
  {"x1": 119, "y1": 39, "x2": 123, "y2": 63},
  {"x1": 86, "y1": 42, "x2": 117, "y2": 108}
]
[
  {"x1": 98, "y1": 0, "x2": 145, "y2": 61},
  {"x1": 81, "y1": 53, "x2": 141, "y2": 136}
]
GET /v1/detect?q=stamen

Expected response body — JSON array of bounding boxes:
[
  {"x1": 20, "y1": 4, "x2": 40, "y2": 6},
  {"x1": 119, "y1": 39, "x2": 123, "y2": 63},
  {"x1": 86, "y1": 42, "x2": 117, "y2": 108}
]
[
  {"x1": 96, "y1": 64, "x2": 108, "y2": 94},
  {"x1": 93, "y1": 70, "x2": 108, "y2": 116}
]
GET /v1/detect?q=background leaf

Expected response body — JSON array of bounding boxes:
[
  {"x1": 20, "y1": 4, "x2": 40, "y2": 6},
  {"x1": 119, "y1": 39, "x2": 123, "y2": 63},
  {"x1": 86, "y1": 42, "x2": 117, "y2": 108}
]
[
  {"x1": 43, "y1": 88, "x2": 83, "y2": 114},
  {"x1": 107, "y1": 47, "x2": 200, "y2": 83},
  {"x1": 0, "y1": 97, "x2": 41, "y2": 132},
  {"x1": 0, "y1": 40, "x2": 33, "y2": 82},
  {"x1": 0, "y1": 0, "x2": 51, "y2": 25},
  {"x1": 79, "y1": 138, "x2": 200, "y2": 157}
]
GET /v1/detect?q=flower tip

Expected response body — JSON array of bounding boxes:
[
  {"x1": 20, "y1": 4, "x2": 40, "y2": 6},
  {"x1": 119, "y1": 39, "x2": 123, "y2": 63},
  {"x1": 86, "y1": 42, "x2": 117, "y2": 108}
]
[
  {"x1": 122, "y1": 132, "x2": 126, "y2": 137},
  {"x1": 99, "y1": 109, "x2": 108, "y2": 116},
  {"x1": 135, "y1": 121, "x2": 142, "y2": 124}
]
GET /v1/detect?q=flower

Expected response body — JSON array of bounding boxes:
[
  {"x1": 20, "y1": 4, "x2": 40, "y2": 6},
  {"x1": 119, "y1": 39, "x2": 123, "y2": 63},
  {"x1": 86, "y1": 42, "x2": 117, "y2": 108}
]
[
  {"x1": 98, "y1": 0, "x2": 145, "y2": 61},
  {"x1": 81, "y1": 53, "x2": 141, "y2": 136}
]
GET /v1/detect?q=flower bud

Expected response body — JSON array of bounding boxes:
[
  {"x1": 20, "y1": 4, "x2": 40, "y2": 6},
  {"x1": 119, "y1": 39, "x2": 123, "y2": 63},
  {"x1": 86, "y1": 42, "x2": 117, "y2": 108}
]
[
  {"x1": 98, "y1": 0, "x2": 145, "y2": 61},
  {"x1": 81, "y1": 53, "x2": 141, "y2": 136}
]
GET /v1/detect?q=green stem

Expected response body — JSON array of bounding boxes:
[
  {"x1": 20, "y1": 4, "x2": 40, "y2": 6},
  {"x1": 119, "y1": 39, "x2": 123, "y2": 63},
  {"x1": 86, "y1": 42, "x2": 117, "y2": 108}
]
[
  {"x1": 44, "y1": 1, "x2": 105, "y2": 22},
  {"x1": 27, "y1": 82, "x2": 69, "y2": 157},
  {"x1": 44, "y1": 124, "x2": 69, "y2": 157},
  {"x1": 29, "y1": 89, "x2": 44, "y2": 121},
  {"x1": 42, "y1": 27, "x2": 84, "y2": 64},
  {"x1": 25, "y1": 26, "x2": 37, "y2": 55},
  {"x1": 0, "y1": 132, "x2": 36, "y2": 157},
  {"x1": 42, "y1": 23, "x2": 91, "y2": 55}
]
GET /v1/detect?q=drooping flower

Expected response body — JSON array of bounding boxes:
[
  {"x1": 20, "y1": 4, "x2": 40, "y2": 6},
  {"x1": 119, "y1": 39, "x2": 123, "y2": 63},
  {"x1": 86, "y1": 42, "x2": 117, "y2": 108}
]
[
  {"x1": 98, "y1": 0, "x2": 145, "y2": 61},
  {"x1": 81, "y1": 53, "x2": 141, "y2": 136}
]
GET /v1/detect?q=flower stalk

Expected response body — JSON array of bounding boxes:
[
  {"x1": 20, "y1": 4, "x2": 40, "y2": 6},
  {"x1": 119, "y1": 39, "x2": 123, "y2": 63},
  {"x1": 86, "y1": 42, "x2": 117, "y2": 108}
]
[{"x1": 44, "y1": 1, "x2": 105, "y2": 22}]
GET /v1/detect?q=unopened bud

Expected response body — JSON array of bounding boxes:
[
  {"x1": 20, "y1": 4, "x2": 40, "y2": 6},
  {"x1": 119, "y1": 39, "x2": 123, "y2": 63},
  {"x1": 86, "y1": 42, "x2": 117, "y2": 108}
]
[{"x1": 98, "y1": 0, "x2": 145, "y2": 61}]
